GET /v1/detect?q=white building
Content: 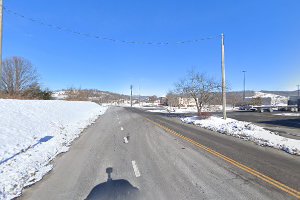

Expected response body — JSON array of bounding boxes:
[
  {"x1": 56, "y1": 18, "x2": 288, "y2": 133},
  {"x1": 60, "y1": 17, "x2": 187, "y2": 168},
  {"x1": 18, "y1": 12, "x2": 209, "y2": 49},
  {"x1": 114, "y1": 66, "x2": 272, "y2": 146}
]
[{"x1": 178, "y1": 97, "x2": 197, "y2": 107}]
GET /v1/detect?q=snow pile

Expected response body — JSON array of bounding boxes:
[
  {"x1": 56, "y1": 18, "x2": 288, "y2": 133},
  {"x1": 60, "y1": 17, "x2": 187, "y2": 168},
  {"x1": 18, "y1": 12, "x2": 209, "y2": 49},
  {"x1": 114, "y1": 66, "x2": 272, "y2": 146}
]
[
  {"x1": 145, "y1": 106, "x2": 234, "y2": 114},
  {"x1": 181, "y1": 116, "x2": 300, "y2": 155},
  {"x1": 175, "y1": 105, "x2": 234, "y2": 112},
  {"x1": 147, "y1": 109, "x2": 169, "y2": 113},
  {"x1": 273, "y1": 113, "x2": 300, "y2": 117},
  {"x1": 0, "y1": 100, "x2": 107, "y2": 200}
]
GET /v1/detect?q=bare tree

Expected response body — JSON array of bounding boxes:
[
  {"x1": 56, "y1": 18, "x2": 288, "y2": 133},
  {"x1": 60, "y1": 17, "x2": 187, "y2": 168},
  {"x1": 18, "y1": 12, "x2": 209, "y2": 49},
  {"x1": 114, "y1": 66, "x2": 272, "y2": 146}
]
[
  {"x1": 148, "y1": 95, "x2": 158, "y2": 103},
  {"x1": 64, "y1": 87, "x2": 90, "y2": 101},
  {"x1": 175, "y1": 71, "x2": 221, "y2": 115},
  {"x1": 251, "y1": 97, "x2": 262, "y2": 106},
  {"x1": 1, "y1": 57, "x2": 39, "y2": 97},
  {"x1": 227, "y1": 92, "x2": 243, "y2": 107},
  {"x1": 166, "y1": 91, "x2": 179, "y2": 107}
]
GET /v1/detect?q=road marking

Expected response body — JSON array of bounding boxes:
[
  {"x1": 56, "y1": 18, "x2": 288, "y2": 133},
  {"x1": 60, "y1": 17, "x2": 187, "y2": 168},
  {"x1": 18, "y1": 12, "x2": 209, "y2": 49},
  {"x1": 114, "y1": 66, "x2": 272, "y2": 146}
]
[
  {"x1": 144, "y1": 117, "x2": 300, "y2": 199},
  {"x1": 124, "y1": 137, "x2": 128, "y2": 144},
  {"x1": 119, "y1": 121, "x2": 121, "y2": 124},
  {"x1": 131, "y1": 160, "x2": 141, "y2": 177},
  {"x1": 120, "y1": 127, "x2": 124, "y2": 131}
]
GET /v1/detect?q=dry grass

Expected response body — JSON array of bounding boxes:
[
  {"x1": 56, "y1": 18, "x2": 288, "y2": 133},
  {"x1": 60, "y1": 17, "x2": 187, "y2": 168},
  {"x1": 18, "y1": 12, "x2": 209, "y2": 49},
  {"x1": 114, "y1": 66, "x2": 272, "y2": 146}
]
[{"x1": 199, "y1": 112, "x2": 212, "y2": 119}]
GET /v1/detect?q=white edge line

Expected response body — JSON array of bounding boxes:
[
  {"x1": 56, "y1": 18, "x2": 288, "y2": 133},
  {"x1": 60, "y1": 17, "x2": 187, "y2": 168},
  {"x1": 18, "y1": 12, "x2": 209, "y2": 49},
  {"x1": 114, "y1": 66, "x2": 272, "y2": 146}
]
[{"x1": 132, "y1": 160, "x2": 141, "y2": 177}]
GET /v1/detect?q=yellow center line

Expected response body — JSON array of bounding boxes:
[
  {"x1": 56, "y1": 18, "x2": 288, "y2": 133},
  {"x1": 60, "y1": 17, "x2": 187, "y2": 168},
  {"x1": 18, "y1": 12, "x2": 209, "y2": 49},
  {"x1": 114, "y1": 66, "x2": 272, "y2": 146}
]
[{"x1": 144, "y1": 117, "x2": 300, "y2": 199}]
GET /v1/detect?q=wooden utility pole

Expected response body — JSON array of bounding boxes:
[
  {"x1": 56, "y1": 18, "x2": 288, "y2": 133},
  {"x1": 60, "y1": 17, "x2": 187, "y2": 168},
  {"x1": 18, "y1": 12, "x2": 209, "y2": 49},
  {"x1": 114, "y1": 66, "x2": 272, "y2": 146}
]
[
  {"x1": 221, "y1": 33, "x2": 227, "y2": 120},
  {"x1": 0, "y1": 0, "x2": 3, "y2": 87}
]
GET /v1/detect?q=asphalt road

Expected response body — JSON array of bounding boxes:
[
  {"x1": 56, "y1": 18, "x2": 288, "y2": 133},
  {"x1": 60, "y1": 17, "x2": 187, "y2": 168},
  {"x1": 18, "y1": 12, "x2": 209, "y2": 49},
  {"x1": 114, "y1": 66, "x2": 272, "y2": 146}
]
[
  {"x1": 19, "y1": 107, "x2": 300, "y2": 200},
  {"x1": 149, "y1": 109, "x2": 300, "y2": 139}
]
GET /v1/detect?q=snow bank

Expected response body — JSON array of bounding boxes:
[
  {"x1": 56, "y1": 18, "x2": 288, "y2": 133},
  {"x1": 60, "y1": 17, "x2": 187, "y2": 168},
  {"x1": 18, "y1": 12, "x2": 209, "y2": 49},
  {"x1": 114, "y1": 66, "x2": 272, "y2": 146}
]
[
  {"x1": 147, "y1": 109, "x2": 169, "y2": 113},
  {"x1": 273, "y1": 113, "x2": 300, "y2": 117},
  {"x1": 0, "y1": 100, "x2": 107, "y2": 200},
  {"x1": 144, "y1": 106, "x2": 235, "y2": 114},
  {"x1": 181, "y1": 116, "x2": 300, "y2": 155}
]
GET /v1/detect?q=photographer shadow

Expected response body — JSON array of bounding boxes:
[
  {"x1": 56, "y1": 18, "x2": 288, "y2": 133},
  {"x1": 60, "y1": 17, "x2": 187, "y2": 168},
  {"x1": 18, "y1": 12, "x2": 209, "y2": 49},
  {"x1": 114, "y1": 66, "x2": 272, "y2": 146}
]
[{"x1": 85, "y1": 167, "x2": 140, "y2": 200}]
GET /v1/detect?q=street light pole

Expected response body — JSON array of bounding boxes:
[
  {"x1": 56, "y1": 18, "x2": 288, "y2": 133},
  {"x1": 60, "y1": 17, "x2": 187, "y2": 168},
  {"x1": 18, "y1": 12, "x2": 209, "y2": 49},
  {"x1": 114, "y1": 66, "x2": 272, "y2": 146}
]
[
  {"x1": 221, "y1": 33, "x2": 227, "y2": 120},
  {"x1": 242, "y1": 70, "x2": 246, "y2": 101},
  {"x1": 130, "y1": 85, "x2": 133, "y2": 107},
  {"x1": 297, "y1": 85, "x2": 300, "y2": 97}
]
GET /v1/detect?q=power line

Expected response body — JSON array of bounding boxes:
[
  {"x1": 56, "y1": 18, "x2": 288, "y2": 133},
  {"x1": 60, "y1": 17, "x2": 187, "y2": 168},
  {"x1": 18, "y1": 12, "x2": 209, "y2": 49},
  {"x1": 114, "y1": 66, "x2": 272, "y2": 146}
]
[{"x1": 3, "y1": 6, "x2": 219, "y2": 45}]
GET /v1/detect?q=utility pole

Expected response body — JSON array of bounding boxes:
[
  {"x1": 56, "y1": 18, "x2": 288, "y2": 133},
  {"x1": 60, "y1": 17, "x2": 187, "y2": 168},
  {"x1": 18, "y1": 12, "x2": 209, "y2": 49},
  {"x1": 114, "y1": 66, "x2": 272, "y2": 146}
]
[
  {"x1": 297, "y1": 85, "x2": 300, "y2": 97},
  {"x1": 0, "y1": 0, "x2": 3, "y2": 88},
  {"x1": 138, "y1": 85, "x2": 141, "y2": 107},
  {"x1": 242, "y1": 70, "x2": 246, "y2": 101},
  {"x1": 130, "y1": 85, "x2": 133, "y2": 107},
  {"x1": 221, "y1": 33, "x2": 227, "y2": 120}
]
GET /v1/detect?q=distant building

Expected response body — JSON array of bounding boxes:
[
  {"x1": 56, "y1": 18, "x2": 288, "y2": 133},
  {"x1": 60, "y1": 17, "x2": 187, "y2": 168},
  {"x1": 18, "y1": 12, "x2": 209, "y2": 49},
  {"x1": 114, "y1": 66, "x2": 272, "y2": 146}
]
[
  {"x1": 117, "y1": 99, "x2": 128, "y2": 104},
  {"x1": 158, "y1": 97, "x2": 167, "y2": 105},
  {"x1": 154, "y1": 99, "x2": 161, "y2": 104},
  {"x1": 178, "y1": 97, "x2": 197, "y2": 107}
]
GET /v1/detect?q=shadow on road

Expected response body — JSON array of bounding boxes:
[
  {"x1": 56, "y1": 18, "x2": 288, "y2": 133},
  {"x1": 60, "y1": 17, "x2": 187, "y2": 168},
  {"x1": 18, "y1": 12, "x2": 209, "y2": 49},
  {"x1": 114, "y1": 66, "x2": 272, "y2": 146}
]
[
  {"x1": 85, "y1": 167, "x2": 140, "y2": 200},
  {"x1": 258, "y1": 119, "x2": 300, "y2": 129}
]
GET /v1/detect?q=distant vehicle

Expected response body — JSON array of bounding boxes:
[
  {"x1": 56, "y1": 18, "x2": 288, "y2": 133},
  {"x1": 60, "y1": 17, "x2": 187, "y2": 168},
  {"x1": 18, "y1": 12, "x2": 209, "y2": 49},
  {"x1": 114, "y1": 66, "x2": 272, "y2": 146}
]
[
  {"x1": 288, "y1": 96, "x2": 300, "y2": 111},
  {"x1": 238, "y1": 105, "x2": 252, "y2": 111},
  {"x1": 239, "y1": 105, "x2": 298, "y2": 113}
]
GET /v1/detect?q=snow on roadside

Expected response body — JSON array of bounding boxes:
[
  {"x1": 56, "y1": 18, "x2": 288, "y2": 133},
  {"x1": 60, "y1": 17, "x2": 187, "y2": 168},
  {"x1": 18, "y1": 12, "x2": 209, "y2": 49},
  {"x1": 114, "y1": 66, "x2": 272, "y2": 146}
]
[
  {"x1": 273, "y1": 113, "x2": 300, "y2": 117},
  {"x1": 147, "y1": 109, "x2": 169, "y2": 113},
  {"x1": 0, "y1": 100, "x2": 108, "y2": 200},
  {"x1": 181, "y1": 116, "x2": 300, "y2": 155},
  {"x1": 144, "y1": 106, "x2": 235, "y2": 114}
]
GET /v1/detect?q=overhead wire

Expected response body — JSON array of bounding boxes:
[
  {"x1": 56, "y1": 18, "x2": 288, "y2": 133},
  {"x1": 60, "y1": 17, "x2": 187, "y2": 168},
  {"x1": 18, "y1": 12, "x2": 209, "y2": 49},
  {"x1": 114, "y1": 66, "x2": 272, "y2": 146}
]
[{"x1": 3, "y1": 6, "x2": 220, "y2": 45}]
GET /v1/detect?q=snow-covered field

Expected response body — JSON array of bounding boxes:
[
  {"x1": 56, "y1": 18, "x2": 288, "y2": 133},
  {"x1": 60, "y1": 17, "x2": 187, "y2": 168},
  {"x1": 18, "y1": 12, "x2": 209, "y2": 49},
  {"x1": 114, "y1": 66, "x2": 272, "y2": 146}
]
[
  {"x1": 181, "y1": 116, "x2": 300, "y2": 155},
  {"x1": 0, "y1": 100, "x2": 107, "y2": 200}
]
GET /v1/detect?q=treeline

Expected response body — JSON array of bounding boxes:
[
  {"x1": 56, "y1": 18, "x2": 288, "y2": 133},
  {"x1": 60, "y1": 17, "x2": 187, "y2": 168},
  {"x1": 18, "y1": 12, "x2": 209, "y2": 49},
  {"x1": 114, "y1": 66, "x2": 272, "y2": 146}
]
[
  {"x1": 0, "y1": 56, "x2": 52, "y2": 100},
  {"x1": 63, "y1": 88, "x2": 130, "y2": 102},
  {"x1": 0, "y1": 56, "x2": 132, "y2": 101}
]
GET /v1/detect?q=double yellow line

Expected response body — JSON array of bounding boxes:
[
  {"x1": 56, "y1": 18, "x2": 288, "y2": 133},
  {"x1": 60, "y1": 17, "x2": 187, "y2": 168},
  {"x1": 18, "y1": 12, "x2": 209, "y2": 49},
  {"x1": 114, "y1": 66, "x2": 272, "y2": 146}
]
[{"x1": 145, "y1": 118, "x2": 300, "y2": 199}]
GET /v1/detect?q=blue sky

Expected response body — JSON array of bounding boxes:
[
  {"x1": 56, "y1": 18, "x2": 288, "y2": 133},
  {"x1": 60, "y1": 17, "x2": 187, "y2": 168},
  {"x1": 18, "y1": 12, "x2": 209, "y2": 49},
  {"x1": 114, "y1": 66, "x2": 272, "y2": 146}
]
[{"x1": 3, "y1": 0, "x2": 300, "y2": 96}]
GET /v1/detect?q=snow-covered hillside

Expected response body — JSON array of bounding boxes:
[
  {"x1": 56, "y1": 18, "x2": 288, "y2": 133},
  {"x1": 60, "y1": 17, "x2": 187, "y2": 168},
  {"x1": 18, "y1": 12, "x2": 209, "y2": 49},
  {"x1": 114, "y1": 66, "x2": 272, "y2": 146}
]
[
  {"x1": 51, "y1": 91, "x2": 68, "y2": 100},
  {"x1": 246, "y1": 92, "x2": 288, "y2": 105},
  {"x1": 0, "y1": 100, "x2": 107, "y2": 200}
]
